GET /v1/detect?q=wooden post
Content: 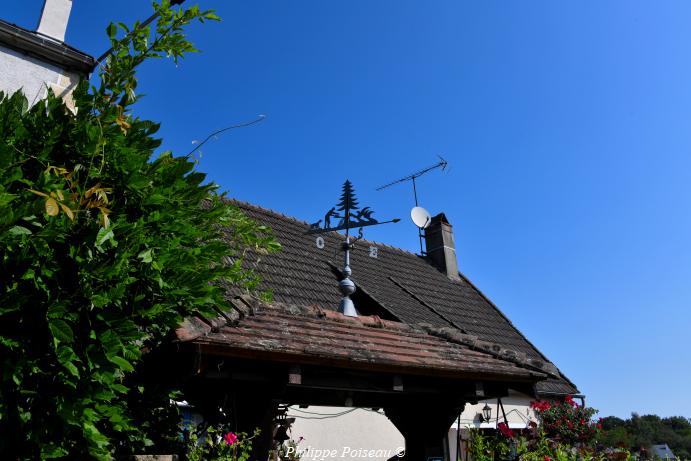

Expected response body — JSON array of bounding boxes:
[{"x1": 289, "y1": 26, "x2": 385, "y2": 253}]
[{"x1": 385, "y1": 400, "x2": 463, "y2": 461}]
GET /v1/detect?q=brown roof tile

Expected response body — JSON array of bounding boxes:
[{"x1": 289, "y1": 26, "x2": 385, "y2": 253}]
[{"x1": 177, "y1": 299, "x2": 548, "y2": 381}]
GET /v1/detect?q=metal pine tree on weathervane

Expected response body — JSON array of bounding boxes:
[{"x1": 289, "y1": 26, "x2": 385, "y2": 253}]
[{"x1": 307, "y1": 180, "x2": 400, "y2": 317}]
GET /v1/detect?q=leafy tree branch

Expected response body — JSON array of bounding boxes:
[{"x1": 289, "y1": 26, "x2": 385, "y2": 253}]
[{"x1": 0, "y1": 2, "x2": 276, "y2": 459}]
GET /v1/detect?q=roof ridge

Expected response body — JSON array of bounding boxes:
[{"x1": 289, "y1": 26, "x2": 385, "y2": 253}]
[
  {"x1": 230, "y1": 197, "x2": 422, "y2": 258},
  {"x1": 417, "y1": 323, "x2": 558, "y2": 378},
  {"x1": 255, "y1": 299, "x2": 416, "y2": 333},
  {"x1": 226, "y1": 198, "x2": 312, "y2": 226},
  {"x1": 228, "y1": 197, "x2": 420, "y2": 257},
  {"x1": 455, "y1": 270, "x2": 579, "y2": 391}
]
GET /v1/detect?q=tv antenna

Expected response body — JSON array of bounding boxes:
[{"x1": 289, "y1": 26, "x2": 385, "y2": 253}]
[{"x1": 376, "y1": 156, "x2": 448, "y2": 254}]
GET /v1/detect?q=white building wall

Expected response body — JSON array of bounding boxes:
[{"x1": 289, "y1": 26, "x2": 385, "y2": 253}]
[
  {"x1": 288, "y1": 406, "x2": 404, "y2": 461},
  {"x1": 0, "y1": 44, "x2": 81, "y2": 109},
  {"x1": 288, "y1": 391, "x2": 540, "y2": 461},
  {"x1": 458, "y1": 390, "x2": 537, "y2": 430}
]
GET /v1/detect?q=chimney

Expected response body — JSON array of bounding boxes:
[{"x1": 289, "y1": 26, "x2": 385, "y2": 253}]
[
  {"x1": 424, "y1": 213, "x2": 460, "y2": 281},
  {"x1": 37, "y1": 0, "x2": 73, "y2": 42}
]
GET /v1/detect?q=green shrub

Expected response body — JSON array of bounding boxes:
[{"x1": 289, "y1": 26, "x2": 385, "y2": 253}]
[
  {"x1": 531, "y1": 396, "x2": 601, "y2": 447},
  {"x1": 186, "y1": 426, "x2": 259, "y2": 461},
  {"x1": 0, "y1": 2, "x2": 278, "y2": 459}
]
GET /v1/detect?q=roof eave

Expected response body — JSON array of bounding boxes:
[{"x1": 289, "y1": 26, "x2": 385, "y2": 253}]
[
  {"x1": 0, "y1": 19, "x2": 96, "y2": 75},
  {"x1": 191, "y1": 340, "x2": 547, "y2": 382}
]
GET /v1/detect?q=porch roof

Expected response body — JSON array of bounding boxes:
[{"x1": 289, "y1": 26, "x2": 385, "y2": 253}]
[{"x1": 177, "y1": 296, "x2": 554, "y2": 381}]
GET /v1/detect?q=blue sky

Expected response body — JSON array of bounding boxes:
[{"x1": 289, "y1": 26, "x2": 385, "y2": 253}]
[{"x1": 8, "y1": 1, "x2": 691, "y2": 418}]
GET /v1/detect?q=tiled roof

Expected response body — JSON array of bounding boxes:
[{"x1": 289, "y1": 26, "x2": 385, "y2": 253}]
[
  {"x1": 177, "y1": 296, "x2": 550, "y2": 380},
  {"x1": 224, "y1": 200, "x2": 579, "y2": 396}
]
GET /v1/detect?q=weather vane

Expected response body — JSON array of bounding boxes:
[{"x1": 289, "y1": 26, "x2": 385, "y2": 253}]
[{"x1": 307, "y1": 180, "x2": 400, "y2": 317}]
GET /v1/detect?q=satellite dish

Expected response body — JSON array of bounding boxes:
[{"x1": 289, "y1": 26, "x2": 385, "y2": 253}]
[{"x1": 410, "y1": 206, "x2": 432, "y2": 229}]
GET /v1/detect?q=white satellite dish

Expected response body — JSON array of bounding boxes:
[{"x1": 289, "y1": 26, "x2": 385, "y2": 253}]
[{"x1": 410, "y1": 206, "x2": 432, "y2": 229}]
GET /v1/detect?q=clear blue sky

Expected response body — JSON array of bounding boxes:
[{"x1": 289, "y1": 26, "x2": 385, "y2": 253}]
[{"x1": 8, "y1": 1, "x2": 691, "y2": 419}]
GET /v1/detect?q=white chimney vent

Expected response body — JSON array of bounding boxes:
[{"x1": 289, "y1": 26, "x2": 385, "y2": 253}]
[{"x1": 37, "y1": 0, "x2": 73, "y2": 42}]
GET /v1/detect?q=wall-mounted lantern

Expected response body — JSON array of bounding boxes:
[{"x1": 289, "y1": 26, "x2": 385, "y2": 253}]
[{"x1": 478, "y1": 403, "x2": 492, "y2": 423}]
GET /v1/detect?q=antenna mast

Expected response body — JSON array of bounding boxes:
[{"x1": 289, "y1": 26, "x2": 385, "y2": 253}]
[{"x1": 376, "y1": 156, "x2": 449, "y2": 254}]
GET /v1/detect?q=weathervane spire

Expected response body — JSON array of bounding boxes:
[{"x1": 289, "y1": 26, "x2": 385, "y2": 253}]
[{"x1": 307, "y1": 180, "x2": 400, "y2": 317}]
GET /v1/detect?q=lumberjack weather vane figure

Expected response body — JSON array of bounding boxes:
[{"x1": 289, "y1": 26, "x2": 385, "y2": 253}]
[{"x1": 307, "y1": 180, "x2": 400, "y2": 317}]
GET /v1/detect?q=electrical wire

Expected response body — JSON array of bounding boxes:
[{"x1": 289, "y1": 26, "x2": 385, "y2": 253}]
[
  {"x1": 287, "y1": 408, "x2": 358, "y2": 420},
  {"x1": 290, "y1": 407, "x2": 386, "y2": 417},
  {"x1": 291, "y1": 408, "x2": 351, "y2": 416}
]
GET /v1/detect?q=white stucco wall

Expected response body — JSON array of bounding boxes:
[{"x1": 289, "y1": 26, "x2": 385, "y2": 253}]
[
  {"x1": 288, "y1": 392, "x2": 541, "y2": 461},
  {"x1": 288, "y1": 406, "x2": 404, "y2": 461},
  {"x1": 458, "y1": 390, "x2": 538, "y2": 430},
  {"x1": 0, "y1": 44, "x2": 80, "y2": 109}
]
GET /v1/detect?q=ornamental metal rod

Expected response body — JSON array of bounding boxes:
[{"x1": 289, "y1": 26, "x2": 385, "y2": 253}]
[
  {"x1": 413, "y1": 176, "x2": 424, "y2": 255},
  {"x1": 339, "y1": 193, "x2": 356, "y2": 316},
  {"x1": 344, "y1": 203, "x2": 351, "y2": 277},
  {"x1": 306, "y1": 218, "x2": 400, "y2": 235}
]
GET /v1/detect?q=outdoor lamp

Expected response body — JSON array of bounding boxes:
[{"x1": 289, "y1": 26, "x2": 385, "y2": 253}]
[{"x1": 482, "y1": 403, "x2": 492, "y2": 422}]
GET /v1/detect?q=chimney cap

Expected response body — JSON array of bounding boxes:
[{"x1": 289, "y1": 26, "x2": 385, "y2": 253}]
[{"x1": 431, "y1": 212, "x2": 450, "y2": 225}]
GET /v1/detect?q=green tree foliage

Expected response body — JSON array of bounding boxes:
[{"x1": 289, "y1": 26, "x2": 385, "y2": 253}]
[
  {"x1": 0, "y1": 2, "x2": 278, "y2": 459},
  {"x1": 600, "y1": 414, "x2": 691, "y2": 459}
]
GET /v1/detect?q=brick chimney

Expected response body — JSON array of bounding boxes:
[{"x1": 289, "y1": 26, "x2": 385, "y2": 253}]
[
  {"x1": 37, "y1": 0, "x2": 73, "y2": 42},
  {"x1": 424, "y1": 213, "x2": 460, "y2": 281}
]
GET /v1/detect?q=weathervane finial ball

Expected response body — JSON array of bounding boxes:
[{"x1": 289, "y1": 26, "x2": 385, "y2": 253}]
[{"x1": 339, "y1": 278, "x2": 356, "y2": 297}]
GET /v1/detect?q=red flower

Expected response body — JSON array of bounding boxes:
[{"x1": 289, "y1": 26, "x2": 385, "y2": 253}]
[
  {"x1": 564, "y1": 395, "x2": 576, "y2": 407},
  {"x1": 224, "y1": 432, "x2": 238, "y2": 446},
  {"x1": 530, "y1": 400, "x2": 552, "y2": 412},
  {"x1": 597, "y1": 424, "x2": 602, "y2": 430},
  {"x1": 497, "y1": 422, "x2": 514, "y2": 439},
  {"x1": 544, "y1": 457, "x2": 551, "y2": 461}
]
